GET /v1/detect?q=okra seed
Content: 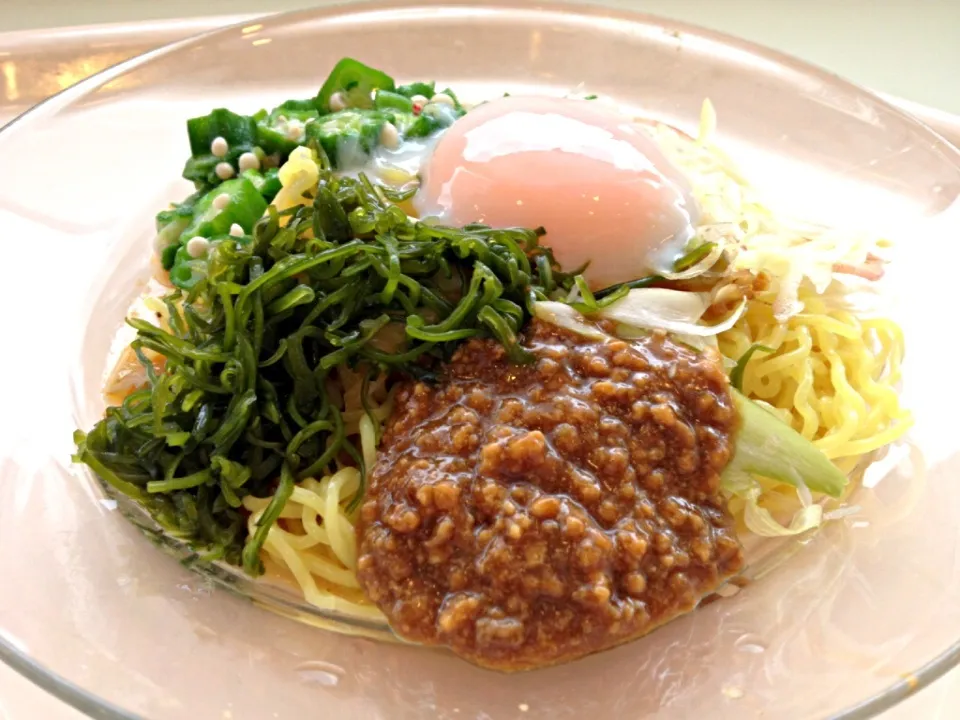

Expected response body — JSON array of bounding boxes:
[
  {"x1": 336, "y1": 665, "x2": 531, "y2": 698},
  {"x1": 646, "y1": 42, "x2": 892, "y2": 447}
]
[
  {"x1": 285, "y1": 120, "x2": 304, "y2": 141},
  {"x1": 238, "y1": 152, "x2": 260, "y2": 172},
  {"x1": 379, "y1": 121, "x2": 400, "y2": 150},
  {"x1": 430, "y1": 93, "x2": 455, "y2": 107},
  {"x1": 210, "y1": 136, "x2": 229, "y2": 157},
  {"x1": 229, "y1": 223, "x2": 245, "y2": 238},
  {"x1": 186, "y1": 237, "x2": 210, "y2": 258},
  {"x1": 215, "y1": 162, "x2": 235, "y2": 180},
  {"x1": 329, "y1": 92, "x2": 347, "y2": 112},
  {"x1": 212, "y1": 193, "x2": 231, "y2": 211}
]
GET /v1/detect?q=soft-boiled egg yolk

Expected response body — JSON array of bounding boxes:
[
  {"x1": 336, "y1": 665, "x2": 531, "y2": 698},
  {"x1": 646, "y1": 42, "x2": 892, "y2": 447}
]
[{"x1": 415, "y1": 96, "x2": 698, "y2": 288}]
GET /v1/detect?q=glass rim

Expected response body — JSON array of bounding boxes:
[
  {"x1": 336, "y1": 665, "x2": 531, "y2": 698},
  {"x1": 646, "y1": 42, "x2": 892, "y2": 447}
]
[{"x1": 2, "y1": 2, "x2": 957, "y2": 717}]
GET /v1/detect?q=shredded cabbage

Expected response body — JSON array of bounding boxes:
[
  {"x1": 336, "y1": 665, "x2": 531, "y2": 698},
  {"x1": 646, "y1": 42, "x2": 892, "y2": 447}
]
[
  {"x1": 534, "y1": 288, "x2": 745, "y2": 351},
  {"x1": 647, "y1": 100, "x2": 890, "y2": 321},
  {"x1": 533, "y1": 302, "x2": 610, "y2": 340},
  {"x1": 594, "y1": 288, "x2": 746, "y2": 337}
]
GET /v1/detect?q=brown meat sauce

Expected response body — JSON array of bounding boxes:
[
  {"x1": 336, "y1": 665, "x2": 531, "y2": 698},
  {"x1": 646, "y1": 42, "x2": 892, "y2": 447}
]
[{"x1": 356, "y1": 320, "x2": 744, "y2": 671}]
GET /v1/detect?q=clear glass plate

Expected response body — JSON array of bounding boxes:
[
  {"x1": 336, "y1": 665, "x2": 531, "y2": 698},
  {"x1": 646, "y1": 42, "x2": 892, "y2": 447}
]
[{"x1": 1, "y1": 2, "x2": 959, "y2": 718}]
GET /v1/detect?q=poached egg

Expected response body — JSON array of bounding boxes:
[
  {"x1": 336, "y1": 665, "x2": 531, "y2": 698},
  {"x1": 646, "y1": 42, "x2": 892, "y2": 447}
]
[{"x1": 411, "y1": 95, "x2": 699, "y2": 288}]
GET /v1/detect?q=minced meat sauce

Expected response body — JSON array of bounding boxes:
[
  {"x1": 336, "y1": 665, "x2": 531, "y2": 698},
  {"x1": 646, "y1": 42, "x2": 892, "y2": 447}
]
[{"x1": 355, "y1": 320, "x2": 744, "y2": 671}]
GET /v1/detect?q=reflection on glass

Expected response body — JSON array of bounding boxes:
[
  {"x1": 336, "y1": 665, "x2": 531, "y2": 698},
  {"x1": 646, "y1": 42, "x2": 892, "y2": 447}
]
[{"x1": 1, "y1": 62, "x2": 18, "y2": 102}]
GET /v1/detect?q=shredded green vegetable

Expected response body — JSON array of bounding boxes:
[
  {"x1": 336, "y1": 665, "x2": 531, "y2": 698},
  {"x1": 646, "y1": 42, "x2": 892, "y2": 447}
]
[{"x1": 74, "y1": 165, "x2": 578, "y2": 574}]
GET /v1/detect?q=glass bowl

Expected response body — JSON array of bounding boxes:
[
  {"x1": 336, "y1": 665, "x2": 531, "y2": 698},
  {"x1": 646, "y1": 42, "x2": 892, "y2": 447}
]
[{"x1": 1, "y1": 1, "x2": 959, "y2": 718}]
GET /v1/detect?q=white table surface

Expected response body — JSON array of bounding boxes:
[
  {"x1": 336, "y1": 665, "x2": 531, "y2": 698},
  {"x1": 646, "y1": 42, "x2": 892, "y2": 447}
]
[{"x1": 0, "y1": 2, "x2": 958, "y2": 719}]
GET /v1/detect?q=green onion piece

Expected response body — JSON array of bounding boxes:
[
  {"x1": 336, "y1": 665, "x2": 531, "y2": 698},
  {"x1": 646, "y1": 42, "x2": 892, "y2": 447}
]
[
  {"x1": 730, "y1": 344, "x2": 774, "y2": 392},
  {"x1": 673, "y1": 241, "x2": 717, "y2": 273},
  {"x1": 594, "y1": 274, "x2": 663, "y2": 300},
  {"x1": 567, "y1": 275, "x2": 599, "y2": 313}
]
